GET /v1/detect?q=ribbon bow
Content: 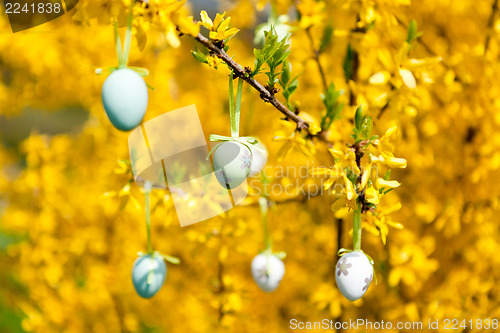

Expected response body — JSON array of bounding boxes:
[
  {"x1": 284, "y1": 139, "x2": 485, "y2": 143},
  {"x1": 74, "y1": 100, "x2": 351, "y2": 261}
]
[
  {"x1": 337, "y1": 248, "x2": 375, "y2": 265},
  {"x1": 207, "y1": 70, "x2": 260, "y2": 160},
  {"x1": 206, "y1": 134, "x2": 259, "y2": 160}
]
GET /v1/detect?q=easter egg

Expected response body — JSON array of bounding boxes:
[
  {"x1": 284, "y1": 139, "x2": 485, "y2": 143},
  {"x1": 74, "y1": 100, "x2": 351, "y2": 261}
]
[
  {"x1": 251, "y1": 253, "x2": 285, "y2": 292},
  {"x1": 102, "y1": 68, "x2": 148, "y2": 131},
  {"x1": 131, "y1": 253, "x2": 167, "y2": 298},
  {"x1": 335, "y1": 251, "x2": 373, "y2": 301},
  {"x1": 212, "y1": 141, "x2": 252, "y2": 189},
  {"x1": 248, "y1": 141, "x2": 268, "y2": 177}
]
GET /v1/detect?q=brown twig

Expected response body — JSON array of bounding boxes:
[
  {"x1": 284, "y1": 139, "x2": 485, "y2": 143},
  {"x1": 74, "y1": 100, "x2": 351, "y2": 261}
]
[
  {"x1": 111, "y1": 294, "x2": 125, "y2": 333},
  {"x1": 347, "y1": 17, "x2": 362, "y2": 107},
  {"x1": 485, "y1": 0, "x2": 499, "y2": 55},
  {"x1": 351, "y1": 140, "x2": 372, "y2": 213},
  {"x1": 394, "y1": 15, "x2": 464, "y2": 84},
  {"x1": 348, "y1": 50, "x2": 360, "y2": 106},
  {"x1": 377, "y1": 83, "x2": 395, "y2": 119},
  {"x1": 216, "y1": 221, "x2": 225, "y2": 323},
  {"x1": 377, "y1": 100, "x2": 391, "y2": 119},
  {"x1": 193, "y1": 33, "x2": 332, "y2": 143},
  {"x1": 305, "y1": 28, "x2": 329, "y2": 91}
]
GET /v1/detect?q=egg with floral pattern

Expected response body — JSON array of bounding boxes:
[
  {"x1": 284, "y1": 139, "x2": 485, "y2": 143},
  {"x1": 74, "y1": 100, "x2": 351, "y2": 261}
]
[
  {"x1": 132, "y1": 253, "x2": 167, "y2": 299},
  {"x1": 101, "y1": 68, "x2": 148, "y2": 131},
  {"x1": 251, "y1": 253, "x2": 285, "y2": 292},
  {"x1": 212, "y1": 141, "x2": 252, "y2": 189},
  {"x1": 335, "y1": 251, "x2": 373, "y2": 301}
]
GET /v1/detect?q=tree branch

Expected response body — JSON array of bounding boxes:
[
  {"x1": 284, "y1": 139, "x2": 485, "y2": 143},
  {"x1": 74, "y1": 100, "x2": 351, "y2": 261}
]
[
  {"x1": 485, "y1": 0, "x2": 499, "y2": 55},
  {"x1": 305, "y1": 28, "x2": 328, "y2": 91},
  {"x1": 394, "y1": 15, "x2": 464, "y2": 84},
  {"x1": 193, "y1": 33, "x2": 332, "y2": 144},
  {"x1": 347, "y1": 17, "x2": 362, "y2": 107}
]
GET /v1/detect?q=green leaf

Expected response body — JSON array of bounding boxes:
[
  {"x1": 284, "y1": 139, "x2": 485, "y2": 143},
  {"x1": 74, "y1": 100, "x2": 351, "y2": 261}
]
[
  {"x1": 343, "y1": 43, "x2": 354, "y2": 82},
  {"x1": 280, "y1": 62, "x2": 290, "y2": 85},
  {"x1": 354, "y1": 106, "x2": 363, "y2": 130},
  {"x1": 406, "y1": 19, "x2": 423, "y2": 45},
  {"x1": 361, "y1": 116, "x2": 373, "y2": 139},
  {"x1": 191, "y1": 49, "x2": 208, "y2": 64},
  {"x1": 319, "y1": 24, "x2": 334, "y2": 53},
  {"x1": 255, "y1": 26, "x2": 291, "y2": 88},
  {"x1": 383, "y1": 169, "x2": 391, "y2": 181},
  {"x1": 288, "y1": 82, "x2": 298, "y2": 93},
  {"x1": 254, "y1": 48, "x2": 263, "y2": 62},
  {"x1": 383, "y1": 188, "x2": 395, "y2": 195},
  {"x1": 346, "y1": 168, "x2": 357, "y2": 185},
  {"x1": 320, "y1": 82, "x2": 344, "y2": 130}
]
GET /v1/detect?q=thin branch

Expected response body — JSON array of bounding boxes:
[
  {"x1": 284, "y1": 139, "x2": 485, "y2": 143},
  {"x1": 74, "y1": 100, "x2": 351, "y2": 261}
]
[
  {"x1": 305, "y1": 28, "x2": 328, "y2": 91},
  {"x1": 336, "y1": 218, "x2": 343, "y2": 258},
  {"x1": 377, "y1": 84, "x2": 395, "y2": 119},
  {"x1": 377, "y1": 99, "x2": 391, "y2": 119},
  {"x1": 348, "y1": 50, "x2": 360, "y2": 106},
  {"x1": 193, "y1": 33, "x2": 332, "y2": 144},
  {"x1": 394, "y1": 15, "x2": 464, "y2": 84},
  {"x1": 347, "y1": 16, "x2": 362, "y2": 107},
  {"x1": 485, "y1": 0, "x2": 499, "y2": 55},
  {"x1": 216, "y1": 220, "x2": 225, "y2": 323}
]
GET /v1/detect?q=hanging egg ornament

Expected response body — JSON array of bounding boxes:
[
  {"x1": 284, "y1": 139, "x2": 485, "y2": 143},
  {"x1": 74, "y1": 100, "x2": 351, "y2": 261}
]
[
  {"x1": 251, "y1": 253, "x2": 285, "y2": 292},
  {"x1": 102, "y1": 68, "x2": 148, "y2": 131},
  {"x1": 335, "y1": 251, "x2": 373, "y2": 301},
  {"x1": 248, "y1": 141, "x2": 268, "y2": 177},
  {"x1": 212, "y1": 141, "x2": 252, "y2": 189},
  {"x1": 131, "y1": 253, "x2": 167, "y2": 298}
]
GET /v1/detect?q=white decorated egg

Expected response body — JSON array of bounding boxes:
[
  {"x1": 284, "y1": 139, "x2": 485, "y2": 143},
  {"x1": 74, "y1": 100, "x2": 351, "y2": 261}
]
[
  {"x1": 212, "y1": 141, "x2": 252, "y2": 189},
  {"x1": 335, "y1": 251, "x2": 373, "y2": 301},
  {"x1": 251, "y1": 253, "x2": 285, "y2": 292},
  {"x1": 102, "y1": 68, "x2": 148, "y2": 131},
  {"x1": 248, "y1": 141, "x2": 268, "y2": 177}
]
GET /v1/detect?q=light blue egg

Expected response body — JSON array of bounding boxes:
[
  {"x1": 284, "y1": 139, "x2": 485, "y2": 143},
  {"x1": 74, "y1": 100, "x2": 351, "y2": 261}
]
[
  {"x1": 101, "y1": 68, "x2": 148, "y2": 131},
  {"x1": 131, "y1": 253, "x2": 167, "y2": 298}
]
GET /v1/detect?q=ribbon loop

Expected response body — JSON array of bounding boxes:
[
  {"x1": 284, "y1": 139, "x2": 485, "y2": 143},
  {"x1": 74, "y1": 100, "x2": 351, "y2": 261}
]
[
  {"x1": 209, "y1": 134, "x2": 259, "y2": 145},
  {"x1": 337, "y1": 248, "x2": 374, "y2": 266}
]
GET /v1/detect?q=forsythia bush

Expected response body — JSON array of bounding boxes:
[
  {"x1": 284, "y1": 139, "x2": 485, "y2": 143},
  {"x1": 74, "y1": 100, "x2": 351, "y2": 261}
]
[{"x1": 1, "y1": 0, "x2": 500, "y2": 332}]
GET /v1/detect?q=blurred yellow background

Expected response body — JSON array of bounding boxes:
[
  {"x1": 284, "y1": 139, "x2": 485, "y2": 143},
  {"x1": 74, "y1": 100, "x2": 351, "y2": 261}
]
[{"x1": 0, "y1": 0, "x2": 499, "y2": 332}]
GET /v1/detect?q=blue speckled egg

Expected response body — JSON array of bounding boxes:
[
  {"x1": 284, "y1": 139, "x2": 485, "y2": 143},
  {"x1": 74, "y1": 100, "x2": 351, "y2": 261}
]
[
  {"x1": 101, "y1": 68, "x2": 148, "y2": 131},
  {"x1": 131, "y1": 253, "x2": 167, "y2": 298}
]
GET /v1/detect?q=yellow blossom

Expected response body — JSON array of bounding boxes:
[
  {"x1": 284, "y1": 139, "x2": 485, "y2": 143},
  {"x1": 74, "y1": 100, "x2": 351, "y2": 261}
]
[
  {"x1": 200, "y1": 11, "x2": 239, "y2": 41},
  {"x1": 206, "y1": 55, "x2": 222, "y2": 69}
]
